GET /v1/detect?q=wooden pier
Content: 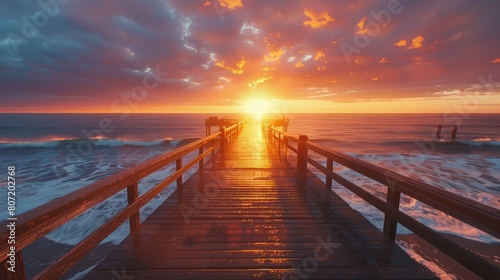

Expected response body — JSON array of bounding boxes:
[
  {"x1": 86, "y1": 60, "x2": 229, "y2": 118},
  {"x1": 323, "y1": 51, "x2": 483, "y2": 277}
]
[
  {"x1": 1, "y1": 120, "x2": 499, "y2": 279},
  {"x1": 85, "y1": 121, "x2": 435, "y2": 279}
]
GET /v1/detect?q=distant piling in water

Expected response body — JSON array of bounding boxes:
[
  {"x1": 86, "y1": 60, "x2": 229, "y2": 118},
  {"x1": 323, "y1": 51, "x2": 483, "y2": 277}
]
[
  {"x1": 451, "y1": 125, "x2": 458, "y2": 140},
  {"x1": 435, "y1": 124, "x2": 458, "y2": 141},
  {"x1": 436, "y1": 124, "x2": 443, "y2": 140}
]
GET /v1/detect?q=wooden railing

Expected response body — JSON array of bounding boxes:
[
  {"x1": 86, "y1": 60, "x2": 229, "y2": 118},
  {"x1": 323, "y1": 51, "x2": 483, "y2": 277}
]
[
  {"x1": 263, "y1": 124, "x2": 500, "y2": 279},
  {"x1": 0, "y1": 122, "x2": 243, "y2": 280}
]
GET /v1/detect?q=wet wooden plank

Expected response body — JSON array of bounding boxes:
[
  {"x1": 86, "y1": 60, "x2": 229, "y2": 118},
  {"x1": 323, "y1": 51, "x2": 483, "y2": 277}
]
[
  {"x1": 86, "y1": 122, "x2": 437, "y2": 279},
  {"x1": 87, "y1": 267, "x2": 435, "y2": 280}
]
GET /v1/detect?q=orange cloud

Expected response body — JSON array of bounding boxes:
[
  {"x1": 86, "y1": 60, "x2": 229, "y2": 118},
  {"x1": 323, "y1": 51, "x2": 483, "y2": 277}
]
[
  {"x1": 295, "y1": 61, "x2": 305, "y2": 68},
  {"x1": 204, "y1": 1, "x2": 211, "y2": 7},
  {"x1": 492, "y1": 58, "x2": 500, "y2": 63},
  {"x1": 355, "y1": 17, "x2": 368, "y2": 35},
  {"x1": 215, "y1": 59, "x2": 247, "y2": 74},
  {"x1": 379, "y1": 56, "x2": 424, "y2": 64},
  {"x1": 303, "y1": 8, "x2": 334, "y2": 28},
  {"x1": 408, "y1": 36, "x2": 424, "y2": 49},
  {"x1": 236, "y1": 59, "x2": 246, "y2": 69},
  {"x1": 264, "y1": 49, "x2": 284, "y2": 62},
  {"x1": 248, "y1": 76, "x2": 273, "y2": 88},
  {"x1": 314, "y1": 51, "x2": 325, "y2": 61},
  {"x1": 394, "y1": 40, "x2": 407, "y2": 47},
  {"x1": 379, "y1": 58, "x2": 389, "y2": 63},
  {"x1": 217, "y1": 0, "x2": 243, "y2": 9}
]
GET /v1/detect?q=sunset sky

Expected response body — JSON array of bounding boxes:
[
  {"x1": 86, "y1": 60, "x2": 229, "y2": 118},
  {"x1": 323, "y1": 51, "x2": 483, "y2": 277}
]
[{"x1": 1, "y1": 0, "x2": 499, "y2": 113}]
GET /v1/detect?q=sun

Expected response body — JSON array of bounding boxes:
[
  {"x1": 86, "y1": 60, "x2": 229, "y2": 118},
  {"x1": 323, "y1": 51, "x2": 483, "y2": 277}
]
[{"x1": 243, "y1": 99, "x2": 273, "y2": 119}]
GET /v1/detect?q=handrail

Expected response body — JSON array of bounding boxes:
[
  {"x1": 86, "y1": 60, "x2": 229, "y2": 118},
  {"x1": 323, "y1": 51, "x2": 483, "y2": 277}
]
[
  {"x1": 0, "y1": 122, "x2": 243, "y2": 279},
  {"x1": 264, "y1": 124, "x2": 500, "y2": 279},
  {"x1": 305, "y1": 140, "x2": 500, "y2": 238}
]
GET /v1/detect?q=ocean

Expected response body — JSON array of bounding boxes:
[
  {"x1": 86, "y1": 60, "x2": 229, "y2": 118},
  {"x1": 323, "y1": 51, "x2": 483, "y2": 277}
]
[{"x1": 0, "y1": 113, "x2": 499, "y2": 279}]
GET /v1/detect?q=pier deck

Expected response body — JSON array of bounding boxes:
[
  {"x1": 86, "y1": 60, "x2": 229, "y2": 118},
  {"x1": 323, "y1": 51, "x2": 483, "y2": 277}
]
[{"x1": 86, "y1": 122, "x2": 436, "y2": 279}]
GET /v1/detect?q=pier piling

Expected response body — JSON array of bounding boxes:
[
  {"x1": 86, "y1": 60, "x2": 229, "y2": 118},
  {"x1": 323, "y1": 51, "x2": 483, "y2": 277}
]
[
  {"x1": 451, "y1": 125, "x2": 458, "y2": 140},
  {"x1": 436, "y1": 124, "x2": 443, "y2": 140}
]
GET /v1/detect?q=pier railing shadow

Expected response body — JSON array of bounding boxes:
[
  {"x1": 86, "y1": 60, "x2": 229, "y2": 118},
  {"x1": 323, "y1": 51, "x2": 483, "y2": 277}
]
[
  {"x1": 0, "y1": 122, "x2": 244, "y2": 280},
  {"x1": 263, "y1": 123, "x2": 500, "y2": 279}
]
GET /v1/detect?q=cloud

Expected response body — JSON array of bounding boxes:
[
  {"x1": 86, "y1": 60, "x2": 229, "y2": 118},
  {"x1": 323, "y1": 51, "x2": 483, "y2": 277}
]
[
  {"x1": 379, "y1": 58, "x2": 390, "y2": 64},
  {"x1": 264, "y1": 49, "x2": 284, "y2": 62},
  {"x1": 303, "y1": 8, "x2": 334, "y2": 28},
  {"x1": 314, "y1": 50, "x2": 325, "y2": 61},
  {"x1": 354, "y1": 17, "x2": 368, "y2": 35},
  {"x1": 217, "y1": 0, "x2": 243, "y2": 9},
  {"x1": 394, "y1": 40, "x2": 407, "y2": 47},
  {"x1": 248, "y1": 76, "x2": 273, "y2": 88},
  {"x1": 295, "y1": 61, "x2": 305, "y2": 68},
  {"x1": 215, "y1": 59, "x2": 247, "y2": 74},
  {"x1": 1, "y1": 0, "x2": 500, "y2": 111},
  {"x1": 407, "y1": 36, "x2": 425, "y2": 49}
]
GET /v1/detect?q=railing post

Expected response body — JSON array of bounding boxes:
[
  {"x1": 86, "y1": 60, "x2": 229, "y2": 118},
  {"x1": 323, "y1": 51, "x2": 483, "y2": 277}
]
[
  {"x1": 127, "y1": 182, "x2": 141, "y2": 243},
  {"x1": 176, "y1": 158, "x2": 183, "y2": 188},
  {"x1": 220, "y1": 127, "x2": 226, "y2": 159},
  {"x1": 284, "y1": 136, "x2": 288, "y2": 161},
  {"x1": 211, "y1": 139, "x2": 215, "y2": 167},
  {"x1": 297, "y1": 135, "x2": 309, "y2": 176},
  {"x1": 199, "y1": 146, "x2": 204, "y2": 181},
  {"x1": 326, "y1": 159, "x2": 333, "y2": 189},
  {"x1": 383, "y1": 187, "x2": 401, "y2": 241}
]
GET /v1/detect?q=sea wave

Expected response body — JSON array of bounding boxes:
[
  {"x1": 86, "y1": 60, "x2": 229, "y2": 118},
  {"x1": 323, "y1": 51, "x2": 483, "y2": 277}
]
[
  {"x1": 308, "y1": 152, "x2": 500, "y2": 243},
  {"x1": 468, "y1": 138, "x2": 500, "y2": 146},
  {"x1": 0, "y1": 141, "x2": 60, "y2": 149},
  {"x1": 309, "y1": 138, "x2": 500, "y2": 154},
  {"x1": 384, "y1": 138, "x2": 500, "y2": 147},
  {"x1": 0, "y1": 138, "x2": 202, "y2": 246},
  {"x1": 0, "y1": 138, "x2": 177, "y2": 149}
]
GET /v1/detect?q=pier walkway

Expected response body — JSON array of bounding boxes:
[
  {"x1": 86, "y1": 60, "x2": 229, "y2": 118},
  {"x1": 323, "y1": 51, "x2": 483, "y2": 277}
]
[{"x1": 85, "y1": 122, "x2": 436, "y2": 279}]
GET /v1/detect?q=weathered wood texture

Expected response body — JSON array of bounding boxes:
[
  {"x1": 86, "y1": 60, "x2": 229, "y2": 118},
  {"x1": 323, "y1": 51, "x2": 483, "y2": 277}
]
[{"x1": 86, "y1": 122, "x2": 436, "y2": 280}]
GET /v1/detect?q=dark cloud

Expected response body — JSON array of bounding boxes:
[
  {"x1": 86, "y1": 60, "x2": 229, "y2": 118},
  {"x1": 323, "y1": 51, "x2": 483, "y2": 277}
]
[{"x1": 0, "y1": 0, "x2": 499, "y2": 111}]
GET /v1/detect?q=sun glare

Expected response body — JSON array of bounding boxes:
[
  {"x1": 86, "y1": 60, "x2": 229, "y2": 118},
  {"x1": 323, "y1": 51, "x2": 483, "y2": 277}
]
[{"x1": 243, "y1": 99, "x2": 273, "y2": 119}]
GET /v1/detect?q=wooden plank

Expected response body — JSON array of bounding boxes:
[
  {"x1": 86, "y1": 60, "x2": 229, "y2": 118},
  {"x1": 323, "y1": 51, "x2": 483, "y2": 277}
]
[{"x1": 86, "y1": 267, "x2": 435, "y2": 280}]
